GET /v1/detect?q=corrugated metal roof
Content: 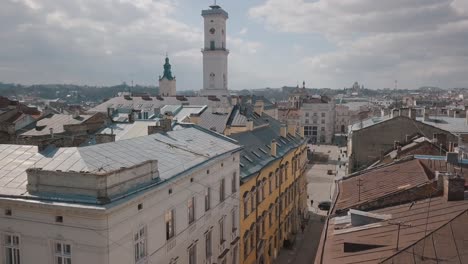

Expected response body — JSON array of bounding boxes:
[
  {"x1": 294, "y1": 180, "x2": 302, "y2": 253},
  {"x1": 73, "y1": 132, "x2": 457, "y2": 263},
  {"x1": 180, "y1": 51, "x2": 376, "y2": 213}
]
[
  {"x1": 0, "y1": 126, "x2": 241, "y2": 199},
  {"x1": 21, "y1": 114, "x2": 94, "y2": 136}
]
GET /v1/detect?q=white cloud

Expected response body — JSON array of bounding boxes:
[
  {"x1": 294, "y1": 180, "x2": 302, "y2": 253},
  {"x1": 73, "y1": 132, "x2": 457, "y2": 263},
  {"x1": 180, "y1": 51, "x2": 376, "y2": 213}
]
[
  {"x1": 239, "y1": 27, "x2": 248, "y2": 35},
  {"x1": 0, "y1": 0, "x2": 261, "y2": 90},
  {"x1": 250, "y1": 0, "x2": 468, "y2": 88}
]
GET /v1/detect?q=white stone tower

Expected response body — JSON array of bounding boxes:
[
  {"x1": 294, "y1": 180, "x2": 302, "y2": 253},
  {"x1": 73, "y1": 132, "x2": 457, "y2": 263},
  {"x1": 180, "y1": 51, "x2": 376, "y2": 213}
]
[
  {"x1": 200, "y1": 3, "x2": 229, "y2": 97},
  {"x1": 159, "y1": 56, "x2": 176, "y2": 97}
]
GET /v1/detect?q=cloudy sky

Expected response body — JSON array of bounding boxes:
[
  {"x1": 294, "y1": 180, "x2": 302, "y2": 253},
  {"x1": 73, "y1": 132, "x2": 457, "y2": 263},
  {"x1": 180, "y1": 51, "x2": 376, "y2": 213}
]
[{"x1": 1, "y1": 0, "x2": 468, "y2": 90}]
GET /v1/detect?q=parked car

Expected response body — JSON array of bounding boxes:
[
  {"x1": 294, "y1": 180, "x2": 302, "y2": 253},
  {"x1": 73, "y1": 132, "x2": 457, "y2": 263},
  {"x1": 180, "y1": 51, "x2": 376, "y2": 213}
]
[{"x1": 318, "y1": 201, "x2": 331, "y2": 211}]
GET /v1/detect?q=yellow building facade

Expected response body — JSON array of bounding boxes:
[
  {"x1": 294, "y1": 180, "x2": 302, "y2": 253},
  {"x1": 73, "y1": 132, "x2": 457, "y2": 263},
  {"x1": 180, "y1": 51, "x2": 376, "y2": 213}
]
[{"x1": 229, "y1": 116, "x2": 308, "y2": 264}]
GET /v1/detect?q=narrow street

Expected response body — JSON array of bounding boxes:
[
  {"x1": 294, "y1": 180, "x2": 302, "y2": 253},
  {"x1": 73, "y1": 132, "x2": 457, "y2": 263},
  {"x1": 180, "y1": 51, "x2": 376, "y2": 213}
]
[{"x1": 275, "y1": 144, "x2": 348, "y2": 264}]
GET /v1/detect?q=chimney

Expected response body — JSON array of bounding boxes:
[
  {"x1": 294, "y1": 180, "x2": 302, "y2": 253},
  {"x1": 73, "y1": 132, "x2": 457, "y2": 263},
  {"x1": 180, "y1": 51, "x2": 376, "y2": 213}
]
[
  {"x1": 189, "y1": 113, "x2": 200, "y2": 125},
  {"x1": 148, "y1": 119, "x2": 172, "y2": 134},
  {"x1": 224, "y1": 125, "x2": 231, "y2": 136},
  {"x1": 409, "y1": 108, "x2": 417, "y2": 120},
  {"x1": 49, "y1": 128, "x2": 54, "y2": 138},
  {"x1": 466, "y1": 110, "x2": 468, "y2": 125},
  {"x1": 299, "y1": 126, "x2": 305, "y2": 138},
  {"x1": 443, "y1": 173, "x2": 465, "y2": 201},
  {"x1": 254, "y1": 100, "x2": 264, "y2": 116},
  {"x1": 231, "y1": 96, "x2": 238, "y2": 106},
  {"x1": 246, "y1": 119, "x2": 254, "y2": 131},
  {"x1": 393, "y1": 140, "x2": 400, "y2": 150},
  {"x1": 107, "y1": 107, "x2": 114, "y2": 118},
  {"x1": 424, "y1": 108, "x2": 430, "y2": 121},
  {"x1": 280, "y1": 124, "x2": 287, "y2": 138},
  {"x1": 72, "y1": 110, "x2": 80, "y2": 119},
  {"x1": 391, "y1": 108, "x2": 400, "y2": 118},
  {"x1": 287, "y1": 124, "x2": 296, "y2": 136},
  {"x1": 400, "y1": 108, "x2": 410, "y2": 118},
  {"x1": 405, "y1": 134, "x2": 410, "y2": 143},
  {"x1": 271, "y1": 139, "x2": 277, "y2": 157}
]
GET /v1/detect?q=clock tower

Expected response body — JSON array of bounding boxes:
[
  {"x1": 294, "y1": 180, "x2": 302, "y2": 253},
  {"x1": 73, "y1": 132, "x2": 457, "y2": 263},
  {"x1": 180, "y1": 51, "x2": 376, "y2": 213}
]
[{"x1": 200, "y1": 3, "x2": 229, "y2": 97}]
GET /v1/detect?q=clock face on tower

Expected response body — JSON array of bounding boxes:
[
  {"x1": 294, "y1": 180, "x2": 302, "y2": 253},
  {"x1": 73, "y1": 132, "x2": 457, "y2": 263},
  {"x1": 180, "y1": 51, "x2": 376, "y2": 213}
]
[{"x1": 209, "y1": 28, "x2": 215, "y2": 34}]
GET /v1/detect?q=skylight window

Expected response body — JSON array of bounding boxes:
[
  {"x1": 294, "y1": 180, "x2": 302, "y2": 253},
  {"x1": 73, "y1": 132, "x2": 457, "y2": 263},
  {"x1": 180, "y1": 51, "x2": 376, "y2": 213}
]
[{"x1": 259, "y1": 148, "x2": 268, "y2": 154}]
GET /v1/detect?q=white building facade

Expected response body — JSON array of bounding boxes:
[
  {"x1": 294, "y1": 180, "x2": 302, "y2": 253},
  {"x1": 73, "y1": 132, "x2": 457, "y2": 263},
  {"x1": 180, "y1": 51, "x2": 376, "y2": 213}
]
[
  {"x1": 301, "y1": 98, "x2": 336, "y2": 144},
  {"x1": 200, "y1": 4, "x2": 230, "y2": 97},
  {"x1": 0, "y1": 126, "x2": 242, "y2": 264}
]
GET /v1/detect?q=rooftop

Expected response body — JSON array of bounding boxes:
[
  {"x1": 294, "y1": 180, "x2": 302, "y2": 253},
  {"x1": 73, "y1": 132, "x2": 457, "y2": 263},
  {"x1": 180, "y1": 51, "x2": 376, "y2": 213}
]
[
  {"x1": 0, "y1": 126, "x2": 241, "y2": 204},
  {"x1": 20, "y1": 114, "x2": 94, "y2": 136},
  {"x1": 229, "y1": 112, "x2": 305, "y2": 179},
  {"x1": 417, "y1": 116, "x2": 468, "y2": 134}
]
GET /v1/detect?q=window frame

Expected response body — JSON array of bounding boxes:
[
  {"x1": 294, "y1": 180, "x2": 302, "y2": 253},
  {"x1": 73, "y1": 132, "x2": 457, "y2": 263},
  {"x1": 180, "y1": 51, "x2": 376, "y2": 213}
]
[
  {"x1": 134, "y1": 226, "x2": 147, "y2": 263},
  {"x1": 53, "y1": 240, "x2": 72, "y2": 264},
  {"x1": 4, "y1": 233, "x2": 21, "y2": 264},
  {"x1": 165, "y1": 209, "x2": 176, "y2": 240}
]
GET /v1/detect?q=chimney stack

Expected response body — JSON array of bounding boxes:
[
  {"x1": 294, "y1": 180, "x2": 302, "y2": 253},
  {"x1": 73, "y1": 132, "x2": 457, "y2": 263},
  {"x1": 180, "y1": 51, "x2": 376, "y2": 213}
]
[
  {"x1": 189, "y1": 113, "x2": 200, "y2": 125},
  {"x1": 246, "y1": 119, "x2": 254, "y2": 131},
  {"x1": 271, "y1": 140, "x2": 277, "y2": 157},
  {"x1": 224, "y1": 125, "x2": 231, "y2": 136},
  {"x1": 424, "y1": 108, "x2": 430, "y2": 121},
  {"x1": 254, "y1": 100, "x2": 264, "y2": 116},
  {"x1": 442, "y1": 173, "x2": 465, "y2": 201},
  {"x1": 287, "y1": 124, "x2": 296, "y2": 136},
  {"x1": 49, "y1": 128, "x2": 54, "y2": 138},
  {"x1": 299, "y1": 126, "x2": 305, "y2": 138},
  {"x1": 280, "y1": 124, "x2": 287, "y2": 138},
  {"x1": 231, "y1": 96, "x2": 238, "y2": 106}
]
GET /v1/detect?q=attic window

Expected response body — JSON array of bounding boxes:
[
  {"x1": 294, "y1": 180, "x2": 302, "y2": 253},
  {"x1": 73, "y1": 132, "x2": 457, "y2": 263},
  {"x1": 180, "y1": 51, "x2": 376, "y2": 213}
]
[
  {"x1": 243, "y1": 155, "x2": 253, "y2": 163},
  {"x1": 240, "y1": 162, "x2": 245, "y2": 168},
  {"x1": 279, "y1": 138, "x2": 287, "y2": 144},
  {"x1": 343, "y1": 242, "x2": 385, "y2": 253},
  {"x1": 259, "y1": 148, "x2": 268, "y2": 154},
  {"x1": 276, "y1": 142, "x2": 282, "y2": 147},
  {"x1": 265, "y1": 144, "x2": 271, "y2": 149},
  {"x1": 55, "y1": 216, "x2": 63, "y2": 223}
]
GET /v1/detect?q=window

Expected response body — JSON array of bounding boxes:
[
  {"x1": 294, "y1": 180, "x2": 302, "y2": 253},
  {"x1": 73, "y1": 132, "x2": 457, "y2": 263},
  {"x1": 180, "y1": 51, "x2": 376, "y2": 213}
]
[
  {"x1": 54, "y1": 241, "x2": 71, "y2": 264},
  {"x1": 210, "y1": 41, "x2": 215, "y2": 50},
  {"x1": 205, "y1": 188, "x2": 211, "y2": 211},
  {"x1": 219, "y1": 179, "x2": 225, "y2": 202},
  {"x1": 269, "y1": 174, "x2": 273, "y2": 194},
  {"x1": 243, "y1": 194, "x2": 249, "y2": 218},
  {"x1": 232, "y1": 172, "x2": 237, "y2": 193},
  {"x1": 188, "y1": 244, "x2": 197, "y2": 264},
  {"x1": 231, "y1": 208, "x2": 237, "y2": 232},
  {"x1": 5, "y1": 234, "x2": 20, "y2": 264},
  {"x1": 321, "y1": 112, "x2": 326, "y2": 117},
  {"x1": 205, "y1": 230, "x2": 212, "y2": 258},
  {"x1": 243, "y1": 235, "x2": 249, "y2": 259},
  {"x1": 134, "y1": 227, "x2": 147, "y2": 263},
  {"x1": 166, "y1": 209, "x2": 175, "y2": 240},
  {"x1": 219, "y1": 218, "x2": 225, "y2": 244},
  {"x1": 321, "y1": 119, "x2": 325, "y2": 124},
  {"x1": 188, "y1": 197, "x2": 195, "y2": 225},
  {"x1": 232, "y1": 245, "x2": 238, "y2": 264}
]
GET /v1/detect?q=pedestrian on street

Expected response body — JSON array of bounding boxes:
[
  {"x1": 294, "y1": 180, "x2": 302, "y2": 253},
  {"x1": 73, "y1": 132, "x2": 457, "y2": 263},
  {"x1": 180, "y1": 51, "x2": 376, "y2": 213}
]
[
  {"x1": 310, "y1": 199, "x2": 314, "y2": 207},
  {"x1": 301, "y1": 223, "x2": 305, "y2": 233}
]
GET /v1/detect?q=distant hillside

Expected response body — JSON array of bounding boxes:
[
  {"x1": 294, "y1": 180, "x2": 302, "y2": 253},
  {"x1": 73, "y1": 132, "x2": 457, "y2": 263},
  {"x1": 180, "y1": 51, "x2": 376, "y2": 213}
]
[{"x1": 0, "y1": 82, "x2": 158, "y2": 103}]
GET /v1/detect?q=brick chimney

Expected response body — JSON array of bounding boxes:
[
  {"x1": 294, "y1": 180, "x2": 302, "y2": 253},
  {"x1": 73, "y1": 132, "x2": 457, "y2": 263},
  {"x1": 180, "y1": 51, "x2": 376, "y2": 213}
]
[{"x1": 443, "y1": 174, "x2": 465, "y2": 201}]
